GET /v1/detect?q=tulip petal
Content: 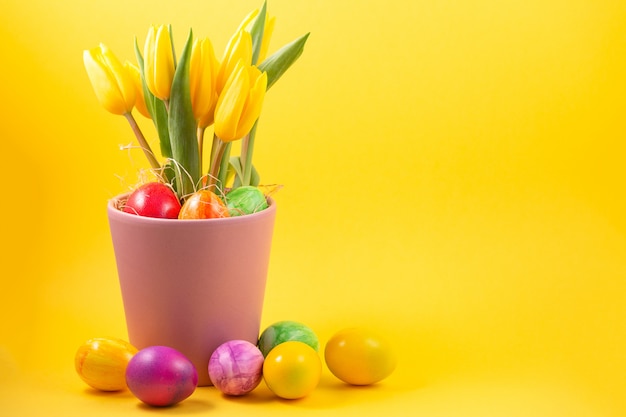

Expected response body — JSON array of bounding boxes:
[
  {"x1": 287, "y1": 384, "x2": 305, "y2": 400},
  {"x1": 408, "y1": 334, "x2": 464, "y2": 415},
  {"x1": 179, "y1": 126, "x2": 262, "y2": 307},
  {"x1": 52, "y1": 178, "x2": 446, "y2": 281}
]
[
  {"x1": 214, "y1": 62, "x2": 249, "y2": 141},
  {"x1": 236, "y1": 8, "x2": 259, "y2": 33},
  {"x1": 190, "y1": 38, "x2": 218, "y2": 127},
  {"x1": 142, "y1": 26, "x2": 158, "y2": 97},
  {"x1": 100, "y1": 45, "x2": 135, "y2": 110},
  {"x1": 126, "y1": 62, "x2": 150, "y2": 118},
  {"x1": 216, "y1": 30, "x2": 252, "y2": 94},
  {"x1": 154, "y1": 25, "x2": 175, "y2": 99},
  {"x1": 142, "y1": 25, "x2": 175, "y2": 101},
  {"x1": 83, "y1": 45, "x2": 134, "y2": 115},
  {"x1": 235, "y1": 69, "x2": 266, "y2": 139}
]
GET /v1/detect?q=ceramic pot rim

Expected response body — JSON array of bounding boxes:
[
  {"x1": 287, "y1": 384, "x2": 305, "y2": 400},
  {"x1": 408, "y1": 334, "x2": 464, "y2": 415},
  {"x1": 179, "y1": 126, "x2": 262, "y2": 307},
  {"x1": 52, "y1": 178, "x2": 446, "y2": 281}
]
[{"x1": 107, "y1": 192, "x2": 276, "y2": 227}]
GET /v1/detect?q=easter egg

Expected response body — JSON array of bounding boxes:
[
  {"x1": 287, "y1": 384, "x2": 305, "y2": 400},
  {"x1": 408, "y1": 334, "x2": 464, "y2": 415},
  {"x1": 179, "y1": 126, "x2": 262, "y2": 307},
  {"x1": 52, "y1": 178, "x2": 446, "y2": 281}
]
[
  {"x1": 208, "y1": 340, "x2": 264, "y2": 396},
  {"x1": 123, "y1": 182, "x2": 181, "y2": 219},
  {"x1": 225, "y1": 186, "x2": 268, "y2": 216},
  {"x1": 125, "y1": 346, "x2": 198, "y2": 407},
  {"x1": 258, "y1": 320, "x2": 319, "y2": 357},
  {"x1": 324, "y1": 328, "x2": 396, "y2": 385},
  {"x1": 178, "y1": 189, "x2": 230, "y2": 219},
  {"x1": 74, "y1": 337, "x2": 138, "y2": 391},
  {"x1": 263, "y1": 341, "x2": 322, "y2": 399}
]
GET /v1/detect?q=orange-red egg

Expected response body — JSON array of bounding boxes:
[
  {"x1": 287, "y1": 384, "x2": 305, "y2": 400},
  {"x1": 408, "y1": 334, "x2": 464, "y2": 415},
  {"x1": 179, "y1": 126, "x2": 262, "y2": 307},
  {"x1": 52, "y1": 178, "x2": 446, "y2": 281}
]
[{"x1": 179, "y1": 190, "x2": 230, "y2": 219}]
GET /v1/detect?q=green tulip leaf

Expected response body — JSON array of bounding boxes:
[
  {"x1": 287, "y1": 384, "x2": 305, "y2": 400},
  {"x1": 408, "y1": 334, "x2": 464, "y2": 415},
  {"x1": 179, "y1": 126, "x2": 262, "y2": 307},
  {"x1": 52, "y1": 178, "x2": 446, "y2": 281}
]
[
  {"x1": 229, "y1": 156, "x2": 245, "y2": 187},
  {"x1": 216, "y1": 141, "x2": 232, "y2": 196},
  {"x1": 168, "y1": 29, "x2": 200, "y2": 197},
  {"x1": 151, "y1": 98, "x2": 171, "y2": 159},
  {"x1": 259, "y1": 32, "x2": 310, "y2": 90},
  {"x1": 249, "y1": 164, "x2": 261, "y2": 186},
  {"x1": 249, "y1": 1, "x2": 267, "y2": 65},
  {"x1": 230, "y1": 156, "x2": 261, "y2": 188},
  {"x1": 161, "y1": 160, "x2": 179, "y2": 194}
]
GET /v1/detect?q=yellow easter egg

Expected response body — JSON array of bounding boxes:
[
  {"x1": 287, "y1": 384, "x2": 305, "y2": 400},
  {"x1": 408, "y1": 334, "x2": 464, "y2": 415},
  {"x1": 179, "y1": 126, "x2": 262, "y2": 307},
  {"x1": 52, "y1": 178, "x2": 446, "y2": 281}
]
[{"x1": 75, "y1": 337, "x2": 138, "y2": 391}]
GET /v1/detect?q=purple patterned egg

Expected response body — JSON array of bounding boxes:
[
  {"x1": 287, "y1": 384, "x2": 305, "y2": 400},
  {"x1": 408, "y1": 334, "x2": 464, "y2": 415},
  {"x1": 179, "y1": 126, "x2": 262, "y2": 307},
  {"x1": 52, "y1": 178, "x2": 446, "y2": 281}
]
[
  {"x1": 208, "y1": 340, "x2": 264, "y2": 396},
  {"x1": 125, "y1": 346, "x2": 198, "y2": 407}
]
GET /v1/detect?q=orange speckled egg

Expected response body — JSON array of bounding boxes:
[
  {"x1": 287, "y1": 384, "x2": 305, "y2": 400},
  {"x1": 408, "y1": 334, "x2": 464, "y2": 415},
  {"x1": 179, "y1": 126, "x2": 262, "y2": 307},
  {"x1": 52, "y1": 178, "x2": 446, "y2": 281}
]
[{"x1": 178, "y1": 190, "x2": 230, "y2": 219}]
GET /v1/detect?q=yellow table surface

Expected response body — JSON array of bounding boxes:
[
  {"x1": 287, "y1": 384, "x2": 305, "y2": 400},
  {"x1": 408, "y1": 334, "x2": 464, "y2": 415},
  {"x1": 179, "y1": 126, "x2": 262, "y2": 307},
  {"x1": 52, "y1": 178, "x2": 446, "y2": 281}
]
[{"x1": 1, "y1": 0, "x2": 625, "y2": 415}]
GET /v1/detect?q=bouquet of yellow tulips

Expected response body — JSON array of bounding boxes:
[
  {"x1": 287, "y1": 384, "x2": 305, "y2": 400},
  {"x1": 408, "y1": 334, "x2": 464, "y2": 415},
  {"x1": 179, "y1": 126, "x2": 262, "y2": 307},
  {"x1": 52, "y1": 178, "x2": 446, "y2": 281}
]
[{"x1": 83, "y1": 2, "x2": 308, "y2": 219}]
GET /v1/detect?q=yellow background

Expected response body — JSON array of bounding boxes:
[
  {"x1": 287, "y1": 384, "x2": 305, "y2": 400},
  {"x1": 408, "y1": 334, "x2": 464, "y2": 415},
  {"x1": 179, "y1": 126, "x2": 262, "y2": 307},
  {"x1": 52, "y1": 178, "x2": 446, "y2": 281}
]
[{"x1": 1, "y1": 0, "x2": 625, "y2": 415}]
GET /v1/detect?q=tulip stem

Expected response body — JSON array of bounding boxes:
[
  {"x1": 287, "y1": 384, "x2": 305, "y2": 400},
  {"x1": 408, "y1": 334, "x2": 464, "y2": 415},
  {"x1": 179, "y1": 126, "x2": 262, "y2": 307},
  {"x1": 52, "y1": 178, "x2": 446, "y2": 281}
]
[
  {"x1": 197, "y1": 126, "x2": 206, "y2": 174},
  {"x1": 240, "y1": 121, "x2": 258, "y2": 186},
  {"x1": 124, "y1": 112, "x2": 161, "y2": 171},
  {"x1": 207, "y1": 135, "x2": 227, "y2": 193},
  {"x1": 217, "y1": 141, "x2": 232, "y2": 191},
  {"x1": 209, "y1": 134, "x2": 220, "y2": 172},
  {"x1": 240, "y1": 134, "x2": 250, "y2": 184}
]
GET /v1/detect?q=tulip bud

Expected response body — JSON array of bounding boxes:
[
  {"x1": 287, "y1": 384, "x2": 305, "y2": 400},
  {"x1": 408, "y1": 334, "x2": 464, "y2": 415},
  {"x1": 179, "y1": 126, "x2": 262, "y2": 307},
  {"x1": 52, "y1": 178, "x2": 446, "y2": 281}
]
[
  {"x1": 125, "y1": 62, "x2": 151, "y2": 119},
  {"x1": 143, "y1": 25, "x2": 175, "y2": 101},
  {"x1": 190, "y1": 38, "x2": 218, "y2": 128},
  {"x1": 235, "y1": 6, "x2": 276, "y2": 64},
  {"x1": 214, "y1": 61, "x2": 267, "y2": 142},
  {"x1": 83, "y1": 44, "x2": 135, "y2": 115},
  {"x1": 215, "y1": 30, "x2": 253, "y2": 94}
]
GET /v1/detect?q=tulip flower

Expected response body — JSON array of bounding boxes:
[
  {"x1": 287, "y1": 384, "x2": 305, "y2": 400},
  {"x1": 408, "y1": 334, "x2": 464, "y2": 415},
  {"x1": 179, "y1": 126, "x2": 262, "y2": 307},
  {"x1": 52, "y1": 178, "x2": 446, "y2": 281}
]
[
  {"x1": 84, "y1": 44, "x2": 160, "y2": 170},
  {"x1": 190, "y1": 38, "x2": 218, "y2": 128},
  {"x1": 235, "y1": 5, "x2": 275, "y2": 64},
  {"x1": 125, "y1": 62, "x2": 151, "y2": 119},
  {"x1": 83, "y1": 44, "x2": 135, "y2": 115},
  {"x1": 143, "y1": 25, "x2": 175, "y2": 101},
  {"x1": 234, "y1": 8, "x2": 258, "y2": 33},
  {"x1": 215, "y1": 30, "x2": 252, "y2": 94},
  {"x1": 214, "y1": 61, "x2": 267, "y2": 142}
]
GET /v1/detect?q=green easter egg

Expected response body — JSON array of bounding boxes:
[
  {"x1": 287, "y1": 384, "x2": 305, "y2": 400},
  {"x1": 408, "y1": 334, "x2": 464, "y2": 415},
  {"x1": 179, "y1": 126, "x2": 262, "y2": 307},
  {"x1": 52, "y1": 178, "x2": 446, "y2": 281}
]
[
  {"x1": 258, "y1": 321, "x2": 320, "y2": 357},
  {"x1": 226, "y1": 186, "x2": 268, "y2": 216}
]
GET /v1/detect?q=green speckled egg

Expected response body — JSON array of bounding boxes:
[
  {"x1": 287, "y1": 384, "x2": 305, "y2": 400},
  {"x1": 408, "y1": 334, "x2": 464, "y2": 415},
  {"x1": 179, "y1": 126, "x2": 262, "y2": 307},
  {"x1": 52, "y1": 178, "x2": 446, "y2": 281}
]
[
  {"x1": 258, "y1": 321, "x2": 319, "y2": 357},
  {"x1": 226, "y1": 186, "x2": 268, "y2": 216}
]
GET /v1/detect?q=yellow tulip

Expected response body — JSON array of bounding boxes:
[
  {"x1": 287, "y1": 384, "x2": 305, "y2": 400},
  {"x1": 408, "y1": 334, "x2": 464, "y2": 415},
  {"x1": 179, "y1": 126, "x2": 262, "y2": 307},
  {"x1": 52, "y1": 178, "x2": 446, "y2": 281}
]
[
  {"x1": 125, "y1": 62, "x2": 151, "y2": 119},
  {"x1": 143, "y1": 25, "x2": 175, "y2": 101},
  {"x1": 83, "y1": 44, "x2": 135, "y2": 115},
  {"x1": 190, "y1": 38, "x2": 219, "y2": 128},
  {"x1": 215, "y1": 30, "x2": 252, "y2": 94},
  {"x1": 214, "y1": 61, "x2": 267, "y2": 142},
  {"x1": 236, "y1": 7, "x2": 275, "y2": 64},
  {"x1": 234, "y1": 8, "x2": 258, "y2": 33}
]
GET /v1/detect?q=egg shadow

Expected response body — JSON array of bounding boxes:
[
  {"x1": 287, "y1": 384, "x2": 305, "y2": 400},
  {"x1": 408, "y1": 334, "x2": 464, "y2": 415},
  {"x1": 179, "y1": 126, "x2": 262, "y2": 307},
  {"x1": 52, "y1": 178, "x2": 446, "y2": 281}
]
[
  {"x1": 217, "y1": 382, "x2": 277, "y2": 405},
  {"x1": 285, "y1": 370, "x2": 422, "y2": 410},
  {"x1": 135, "y1": 397, "x2": 215, "y2": 414},
  {"x1": 82, "y1": 387, "x2": 135, "y2": 399}
]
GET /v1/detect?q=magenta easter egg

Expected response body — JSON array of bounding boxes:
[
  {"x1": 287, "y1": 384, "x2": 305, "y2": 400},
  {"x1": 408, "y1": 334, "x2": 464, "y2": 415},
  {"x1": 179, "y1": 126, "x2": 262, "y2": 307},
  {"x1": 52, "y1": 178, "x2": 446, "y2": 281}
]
[
  {"x1": 208, "y1": 340, "x2": 264, "y2": 396},
  {"x1": 125, "y1": 346, "x2": 198, "y2": 407}
]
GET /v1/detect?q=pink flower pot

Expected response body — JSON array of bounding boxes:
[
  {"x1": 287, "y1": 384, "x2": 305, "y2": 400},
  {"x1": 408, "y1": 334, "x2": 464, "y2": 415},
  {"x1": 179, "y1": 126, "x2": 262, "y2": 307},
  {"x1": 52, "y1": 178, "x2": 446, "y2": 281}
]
[{"x1": 107, "y1": 194, "x2": 276, "y2": 386}]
